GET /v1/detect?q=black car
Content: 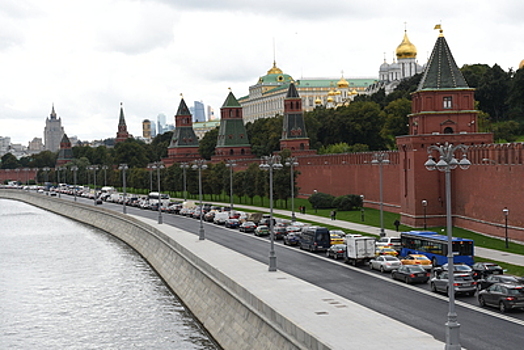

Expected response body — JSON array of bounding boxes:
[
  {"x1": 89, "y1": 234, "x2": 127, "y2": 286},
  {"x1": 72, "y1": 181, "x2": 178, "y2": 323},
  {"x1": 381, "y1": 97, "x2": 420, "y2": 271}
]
[
  {"x1": 471, "y1": 262, "x2": 504, "y2": 280},
  {"x1": 273, "y1": 227, "x2": 287, "y2": 240},
  {"x1": 477, "y1": 274, "x2": 524, "y2": 291},
  {"x1": 239, "y1": 221, "x2": 257, "y2": 233},
  {"x1": 478, "y1": 283, "x2": 524, "y2": 313},
  {"x1": 326, "y1": 244, "x2": 347, "y2": 260},
  {"x1": 225, "y1": 219, "x2": 240, "y2": 229},
  {"x1": 283, "y1": 232, "x2": 300, "y2": 246},
  {"x1": 391, "y1": 265, "x2": 430, "y2": 284}
]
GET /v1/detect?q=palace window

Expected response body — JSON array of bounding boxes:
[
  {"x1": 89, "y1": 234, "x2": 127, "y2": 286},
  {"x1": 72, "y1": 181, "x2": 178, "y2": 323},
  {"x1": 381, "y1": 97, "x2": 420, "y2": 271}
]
[{"x1": 443, "y1": 96, "x2": 452, "y2": 109}]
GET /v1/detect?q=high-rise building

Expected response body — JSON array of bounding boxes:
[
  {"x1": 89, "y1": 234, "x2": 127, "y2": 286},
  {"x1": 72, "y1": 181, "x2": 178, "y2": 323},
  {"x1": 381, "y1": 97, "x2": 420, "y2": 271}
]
[
  {"x1": 44, "y1": 105, "x2": 65, "y2": 152},
  {"x1": 193, "y1": 101, "x2": 206, "y2": 122},
  {"x1": 207, "y1": 106, "x2": 216, "y2": 120},
  {"x1": 142, "y1": 119, "x2": 152, "y2": 139},
  {"x1": 28, "y1": 137, "x2": 44, "y2": 155},
  {"x1": 157, "y1": 113, "x2": 167, "y2": 135}
]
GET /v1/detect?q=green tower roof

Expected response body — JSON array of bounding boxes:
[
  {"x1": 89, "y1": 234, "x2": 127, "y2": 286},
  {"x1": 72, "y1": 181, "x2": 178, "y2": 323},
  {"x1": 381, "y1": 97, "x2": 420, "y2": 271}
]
[
  {"x1": 418, "y1": 34, "x2": 469, "y2": 90},
  {"x1": 221, "y1": 91, "x2": 241, "y2": 108}
]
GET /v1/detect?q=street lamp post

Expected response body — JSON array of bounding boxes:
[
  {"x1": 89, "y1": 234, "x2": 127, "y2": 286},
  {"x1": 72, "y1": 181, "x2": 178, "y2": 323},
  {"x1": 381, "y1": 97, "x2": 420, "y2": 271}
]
[
  {"x1": 360, "y1": 194, "x2": 365, "y2": 222},
  {"x1": 88, "y1": 165, "x2": 99, "y2": 205},
  {"x1": 192, "y1": 159, "x2": 208, "y2": 240},
  {"x1": 503, "y1": 207, "x2": 509, "y2": 248},
  {"x1": 372, "y1": 152, "x2": 390, "y2": 237},
  {"x1": 23, "y1": 168, "x2": 30, "y2": 186},
  {"x1": 150, "y1": 162, "x2": 164, "y2": 224},
  {"x1": 285, "y1": 157, "x2": 299, "y2": 222},
  {"x1": 225, "y1": 160, "x2": 237, "y2": 210},
  {"x1": 180, "y1": 162, "x2": 189, "y2": 201},
  {"x1": 422, "y1": 199, "x2": 428, "y2": 230},
  {"x1": 54, "y1": 167, "x2": 61, "y2": 198},
  {"x1": 260, "y1": 155, "x2": 283, "y2": 271},
  {"x1": 147, "y1": 163, "x2": 154, "y2": 193},
  {"x1": 119, "y1": 164, "x2": 129, "y2": 214},
  {"x1": 71, "y1": 166, "x2": 78, "y2": 201},
  {"x1": 424, "y1": 142, "x2": 470, "y2": 350},
  {"x1": 42, "y1": 167, "x2": 50, "y2": 185},
  {"x1": 102, "y1": 165, "x2": 109, "y2": 186}
]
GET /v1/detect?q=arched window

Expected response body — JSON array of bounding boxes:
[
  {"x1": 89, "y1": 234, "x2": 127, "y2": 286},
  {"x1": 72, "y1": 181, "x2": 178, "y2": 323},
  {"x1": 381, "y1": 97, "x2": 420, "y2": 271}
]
[{"x1": 443, "y1": 127, "x2": 454, "y2": 134}]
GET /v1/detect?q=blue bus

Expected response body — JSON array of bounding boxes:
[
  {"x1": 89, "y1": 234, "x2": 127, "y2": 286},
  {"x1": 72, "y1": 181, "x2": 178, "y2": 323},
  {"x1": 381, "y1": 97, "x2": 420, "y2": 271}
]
[{"x1": 400, "y1": 231, "x2": 474, "y2": 266}]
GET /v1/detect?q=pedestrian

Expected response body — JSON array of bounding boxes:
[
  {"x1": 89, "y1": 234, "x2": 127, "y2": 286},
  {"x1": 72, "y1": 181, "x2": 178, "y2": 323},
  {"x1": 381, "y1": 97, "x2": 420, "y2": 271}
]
[
  {"x1": 330, "y1": 210, "x2": 335, "y2": 220},
  {"x1": 302, "y1": 206, "x2": 306, "y2": 214},
  {"x1": 333, "y1": 210, "x2": 336, "y2": 220},
  {"x1": 394, "y1": 219, "x2": 400, "y2": 232}
]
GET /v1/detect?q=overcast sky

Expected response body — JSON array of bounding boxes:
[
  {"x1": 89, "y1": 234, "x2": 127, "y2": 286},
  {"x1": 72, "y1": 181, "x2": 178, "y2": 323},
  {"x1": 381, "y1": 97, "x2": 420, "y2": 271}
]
[{"x1": 1, "y1": 0, "x2": 523, "y2": 145}]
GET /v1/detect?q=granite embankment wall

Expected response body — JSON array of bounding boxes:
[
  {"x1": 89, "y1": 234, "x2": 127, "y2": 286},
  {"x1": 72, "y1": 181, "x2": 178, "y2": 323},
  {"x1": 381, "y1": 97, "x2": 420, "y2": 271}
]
[{"x1": 0, "y1": 190, "x2": 325, "y2": 350}]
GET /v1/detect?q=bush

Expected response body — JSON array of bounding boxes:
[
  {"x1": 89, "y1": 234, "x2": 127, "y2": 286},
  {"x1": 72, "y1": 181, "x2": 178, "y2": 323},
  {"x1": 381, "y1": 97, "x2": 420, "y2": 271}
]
[
  {"x1": 308, "y1": 192, "x2": 335, "y2": 209},
  {"x1": 333, "y1": 194, "x2": 363, "y2": 211}
]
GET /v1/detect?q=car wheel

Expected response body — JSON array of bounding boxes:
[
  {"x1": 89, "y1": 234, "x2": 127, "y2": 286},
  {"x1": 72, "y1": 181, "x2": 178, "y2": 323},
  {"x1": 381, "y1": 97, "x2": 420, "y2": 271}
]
[
  {"x1": 432, "y1": 257, "x2": 438, "y2": 267},
  {"x1": 499, "y1": 301, "x2": 507, "y2": 313},
  {"x1": 404, "y1": 276, "x2": 410, "y2": 284},
  {"x1": 326, "y1": 251, "x2": 330, "y2": 258},
  {"x1": 369, "y1": 263, "x2": 374, "y2": 270},
  {"x1": 430, "y1": 283, "x2": 437, "y2": 293},
  {"x1": 380, "y1": 266, "x2": 385, "y2": 273},
  {"x1": 478, "y1": 296, "x2": 486, "y2": 307},
  {"x1": 468, "y1": 291, "x2": 475, "y2": 297}
]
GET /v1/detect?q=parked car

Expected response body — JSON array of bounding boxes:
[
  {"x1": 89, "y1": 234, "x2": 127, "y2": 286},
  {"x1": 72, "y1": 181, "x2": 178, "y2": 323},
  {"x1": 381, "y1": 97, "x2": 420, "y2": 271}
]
[
  {"x1": 436, "y1": 263, "x2": 474, "y2": 276},
  {"x1": 400, "y1": 254, "x2": 433, "y2": 271},
  {"x1": 225, "y1": 219, "x2": 241, "y2": 229},
  {"x1": 478, "y1": 283, "x2": 524, "y2": 312},
  {"x1": 477, "y1": 274, "x2": 524, "y2": 291},
  {"x1": 330, "y1": 233, "x2": 345, "y2": 246},
  {"x1": 254, "y1": 225, "x2": 270, "y2": 237},
  {"x1": 430, "y1": 272, "x2": 477, "y2": 296},
  {"x1": 369, "y1": 255, "x2": 402, "y2": 273},
  {"x1": 375, "y1": 236, "x2": 402, "y2": 251},
  {"x1": 239, "y1": 221, "x2": 257, "y2": 233},
  {"x1": 283, "y1": 232, "x2": 300, "y2": 246},
  {"x1": 326, "y1": 244, "x2": 347, "y2": 260},
  {"x1": 213, "y1": 212, "x2": 229, "y2": 225},
  {"x1": 471, "y1": 262, "x2": 504, "y2": 280},
  {"x1": 376, "y1": 247, "x2": 399, "y2": 256},
  {"x1": 273, "y1": 227, "x2": 287, "y2": 240},
  {"x1": 391, "y1": 265, "x2": 430, "y2": 284}
]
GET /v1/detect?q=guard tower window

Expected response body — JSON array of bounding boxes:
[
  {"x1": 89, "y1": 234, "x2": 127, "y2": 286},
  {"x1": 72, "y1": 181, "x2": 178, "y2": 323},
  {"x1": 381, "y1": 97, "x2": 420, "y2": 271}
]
[{"x1": 443, "y1": 96, "x2": 452, "y2": 109}]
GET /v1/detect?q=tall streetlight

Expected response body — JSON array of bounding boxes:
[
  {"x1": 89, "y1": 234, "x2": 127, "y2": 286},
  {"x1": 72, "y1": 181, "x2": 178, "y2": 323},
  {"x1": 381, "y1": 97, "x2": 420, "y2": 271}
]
[
  {"x1": 180, "y1": 162, "x2": 189, "y2": 202},
  {"x1": 42, "y1": 167, "x2": 50, "y2": 186},
  {"x1": 31, "y1": 168, "x2": 39, "y2": 185},
  {"x1": 147, "y1": 163, "x2": 154, "y2": 193},
  {"x1": 119, "y1": 164, "x2": 129, "y2": 214},
  {"x1": 285, "y1": 156, "x2": 299, "y2": 222},
  {"x1": 192, "y1": 159, "x2": 208, "y2": 240},
  {"x1": 424, "y1": 142, "x2": 470, "y2": 350},
  {"x1": 372, "y1": 152, "x2": 390, "y2": 237},
  {"x1": 225, "y1": 160, "x2": 237, "y2": 210},
  {"x1": 23, "y1": 168, "x2": 30, "y2": 186},
  {"x1": 101, "y1": 165, "x2": 109, "y2": 186},
  {"x1": 503, "y1": 207, "x2": 509, "y2": 248},
  {"x1": 422, "y1": 199, "x2": 428, "y2": 230},
  {"x1": 150, "y1": 162, "x2": 164, "y2": 224},
  {"x1": 88, "y1": 165, "x2": 99, "y2": 205},
  {"x1": 71, "y1": 166, "x2": 78, "y2": 201},
  {"x1": 54, "y1": 167, "x2": 61, "y2": 198},
  {"x1": 259, "y1": 155, "x2": 283, "y2": 271},
  {"x1": 360, "y1": 194, "x2": 365, "y2": 222}
]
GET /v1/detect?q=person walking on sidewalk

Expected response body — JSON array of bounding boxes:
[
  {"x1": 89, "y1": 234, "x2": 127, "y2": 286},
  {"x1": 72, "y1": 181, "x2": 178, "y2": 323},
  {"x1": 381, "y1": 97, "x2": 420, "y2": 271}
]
[{"x1": 330, "y1": 210, "x2": 337, "y2": 220}]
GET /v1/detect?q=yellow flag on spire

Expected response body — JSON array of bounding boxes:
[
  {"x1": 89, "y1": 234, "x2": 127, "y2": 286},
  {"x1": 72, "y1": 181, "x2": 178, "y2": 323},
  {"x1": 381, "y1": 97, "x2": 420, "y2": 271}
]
[{"x1": 434, "y1": 24, "x2": 441, "y2": 30}]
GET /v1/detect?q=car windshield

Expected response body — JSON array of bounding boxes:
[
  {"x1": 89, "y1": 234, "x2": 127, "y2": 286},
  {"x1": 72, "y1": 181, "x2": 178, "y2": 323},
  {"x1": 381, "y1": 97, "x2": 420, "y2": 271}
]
[
  {"x1": 407, "y1": 266, "x2": 425, "y2": 272},
  {"x1": 384, "y1": 256, "x2": 398, "y2": 261},
  {"x1": 500, "y1": 276, "x2": 519, "y2": 283},
  {"x1": 487, "y1": 265, "x2": 502, "y2": 270}
]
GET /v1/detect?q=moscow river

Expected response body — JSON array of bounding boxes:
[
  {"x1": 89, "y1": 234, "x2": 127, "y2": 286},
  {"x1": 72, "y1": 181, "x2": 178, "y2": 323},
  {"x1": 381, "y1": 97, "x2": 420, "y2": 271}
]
[{"x1": 0, "y1": 199, "x2": 220, "y2": 350}]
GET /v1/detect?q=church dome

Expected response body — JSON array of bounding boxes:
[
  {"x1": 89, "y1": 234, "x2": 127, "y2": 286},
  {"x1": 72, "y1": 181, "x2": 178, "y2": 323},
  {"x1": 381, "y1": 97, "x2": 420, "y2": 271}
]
[
  {"x1": 519, "y1": 59, "x2": 524, "y2": 70},
  {"x1": 396, "y1": 31, "x2": 417, "y2": 59},
  {"x1": 327, "y1": 96, "x2": 334, "y2": 103},
  {"x1": 380, "y1": 60, "x2": 390, "y2": 72},
  {"x1": 267, "y1": 61, "x2": 283, "y2": 75},
  {"x1": 337, "y1": 76, "x2": 349, "y2": 88},
  {"x1": 315, "y1": 97, "x2": 322, "y2": 105}
]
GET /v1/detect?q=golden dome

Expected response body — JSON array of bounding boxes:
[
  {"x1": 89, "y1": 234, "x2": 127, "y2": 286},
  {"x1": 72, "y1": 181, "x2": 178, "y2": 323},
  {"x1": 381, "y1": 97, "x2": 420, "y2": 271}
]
[
  {"x1": 327, "y1": 88, "x2": 336, "y2": 96},
  {"x1": 519, "y1": 59, "x2": 524, "y2": 70},
  {"x1": 335, "y1": 90, "x2": 341, "y2": 95},
  {"x1": 396, "y1": 31, "x2": 417, "y2": 59},
  {"x1": 267, "y1": 61, "x2": 283, "y2": 75},
  {"x1": 315, "y1": 97, "x2": 322, "y2": 105},
  {"x1": 327, "y1": 96, "x2": 334, "y2": 103},
  {"x1": 350, "y1": 89, "x2": 358, "y2": 95},
  {"x1": 337, "y1": 76, "x2": 349, "y2": 88}
]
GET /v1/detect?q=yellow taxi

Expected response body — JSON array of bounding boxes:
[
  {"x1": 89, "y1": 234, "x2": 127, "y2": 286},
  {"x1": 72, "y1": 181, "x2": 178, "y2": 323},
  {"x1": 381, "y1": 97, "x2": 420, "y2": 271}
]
[
  {"x1": 330, "y1": 234, "x2": 345, "y2": 246},
  {"x1": 376, "y1": 247, "x2": 399, "y2": 256},
  {"x1": 400, "y1": 254, "x2": 433, "y2": 271}
]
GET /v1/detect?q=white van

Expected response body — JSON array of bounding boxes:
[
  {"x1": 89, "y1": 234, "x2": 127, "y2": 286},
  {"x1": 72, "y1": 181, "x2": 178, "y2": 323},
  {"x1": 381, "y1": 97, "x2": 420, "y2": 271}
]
[{"x1": 213, "y1": 212, "x2": 230, "y2": 225}]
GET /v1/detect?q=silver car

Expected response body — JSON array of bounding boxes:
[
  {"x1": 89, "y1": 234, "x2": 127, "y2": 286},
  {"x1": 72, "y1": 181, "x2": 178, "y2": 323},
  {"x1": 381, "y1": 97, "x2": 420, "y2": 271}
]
[
  {"x1": 369, "y1": 255, "x2": 402, "y2": 273},
  {"x1": 430, "y1": 272, "x2": 477, "y2": 296}
]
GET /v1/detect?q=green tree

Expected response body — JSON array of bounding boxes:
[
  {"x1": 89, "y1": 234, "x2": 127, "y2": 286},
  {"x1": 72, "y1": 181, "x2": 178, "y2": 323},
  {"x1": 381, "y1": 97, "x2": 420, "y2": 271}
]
[
  {"x1": 492, "y1": 120, "x2": 521, "y2": 142},
  {"x1": 380, "y1": 98, "x2": 411, "y2": 148},
  {"x1": 198, "y1": 127, "x2": 219, "y2": 160},
  {"x1": 507, "y1": 68, "x2": 524, "y2": 120},
  {"x1": 1, "y1": 153, "x2": 20, "y2": 169},
  {"x1": 476, "y1": 64, "x2": 511, "y2": 121},
  {"x1": 461, "y1": 64, "x2": 490, "y2": 88},
  {"x1": 246, "y1": 115, "x2": 283, "y2": 157},
  {"x1": 113, "y1": 139, "x2": 149, "y2": 168},
  {"x1": 151, "y1": 131, "x2": 174, "y2": 160}
]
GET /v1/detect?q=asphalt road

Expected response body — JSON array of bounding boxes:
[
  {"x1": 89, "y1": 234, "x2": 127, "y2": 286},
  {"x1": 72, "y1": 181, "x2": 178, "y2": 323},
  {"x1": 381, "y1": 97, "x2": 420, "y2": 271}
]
[{"x1": 68, "y1": 196, "x2": 524, "y2": 350}]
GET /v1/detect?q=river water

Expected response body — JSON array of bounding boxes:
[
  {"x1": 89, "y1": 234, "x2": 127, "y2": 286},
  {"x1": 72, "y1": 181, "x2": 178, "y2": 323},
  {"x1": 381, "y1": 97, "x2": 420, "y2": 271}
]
[{"x1": 0, "y1": 199, "x2": 220, "y2": 349}]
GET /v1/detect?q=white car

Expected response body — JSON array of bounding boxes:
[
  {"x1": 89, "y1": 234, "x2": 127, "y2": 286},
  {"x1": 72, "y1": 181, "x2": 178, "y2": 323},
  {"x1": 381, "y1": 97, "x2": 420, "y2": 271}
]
[{"x1": 369, "y1": 255, "x2": 402, "y2": 273}]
